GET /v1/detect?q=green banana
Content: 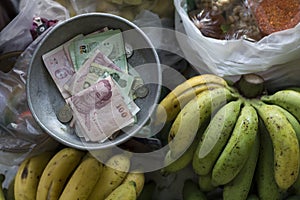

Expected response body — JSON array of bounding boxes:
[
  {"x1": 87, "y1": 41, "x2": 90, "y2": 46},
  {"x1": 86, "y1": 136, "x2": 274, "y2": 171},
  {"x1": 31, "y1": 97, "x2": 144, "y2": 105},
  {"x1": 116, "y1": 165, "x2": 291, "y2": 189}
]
[
  {"x1": 122, "y1": 170, "x2": 145, "y2": 197},
  {"x1": 261, "y1": 90, "x2": 300, "y2": 122},
  {"x1": 161, "y1": 125, "x2": 205, "y2": 175},
  {"x1": 58, "y1": 157, "x2": 103, "y2": 200},
  {"x1": 168, "y1": 87, "x2": 237, "y2": 159},
  {"x1": 212, "y1": 104, "x2": 258, "y2": 186},
  {"x1": 0, "y1": 174, "x2": 5, "y2": 200},
  {"x1": 198, "y1": 172, "x2": 217, "y2": 192},
  {"x1": 193, "y1": 100, "x2": 242, "y2": 175},
  {"x1": 286, "y1": 87, "x2": 300, "y2": 93},
  {"x1": 255, "y1": 119, "x2": 282, "y2": 200},
  {"x1": 246, "y1": 194, "x2": 259, "y2": 200},
  {"x1": 286, "y1": 195, "x2": 300, "y2": 200},
  {"x1": 36, "y1": 148, "x2": 85, "y2": 200},
  {"x1": 14, "y1": 151, "x2": 54, "y2": 200},
  {"x1": 253, "y1": 102, "x2": 299, "y2": 190},
  {"x1": 273, "y1": 105, "x2": 300, "y2": 194},
  {"x1": 137, "y1": 181, "x2": 156, "y2": 200},
  {"x1": 182, "y1": 179, "x2": 207, "y2": 200},
  {"x1": 223, "y1": 134, "x2": 260, "y2": 200},
  {"x1": 6, "y1": 178, "x2": 15, "y2": 200},
  {"x1": 88, "y1": 153, "x2": 131, "y2": 200},
  {"x1": 104, "y1": 181, "x2": 136, "y2": 200}
]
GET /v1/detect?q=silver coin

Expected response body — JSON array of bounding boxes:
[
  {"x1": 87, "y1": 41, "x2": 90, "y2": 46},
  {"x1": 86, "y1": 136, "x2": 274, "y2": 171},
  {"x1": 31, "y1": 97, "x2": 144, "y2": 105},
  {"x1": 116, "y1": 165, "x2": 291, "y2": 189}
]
[
  {"x1": 57, "y1": 104, "x2": 73, "y2": 123},
  {"x1": 132, "y1": 77, "x2": 144, "y2": 90},
  {"x1": 134, "y1": 85, "x2": 149, "y2": 98},
  {"x1": 125, "y1": 43, "x2": 134, "y2": 58}
]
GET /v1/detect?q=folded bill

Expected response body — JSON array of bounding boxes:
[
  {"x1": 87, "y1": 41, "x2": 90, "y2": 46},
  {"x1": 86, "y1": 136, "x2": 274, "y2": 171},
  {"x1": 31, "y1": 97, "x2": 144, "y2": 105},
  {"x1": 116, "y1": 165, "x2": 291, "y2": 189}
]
[
  {"x1": 64, "y1": 49, "x2": 122, "y2": 95},
  {"x1": 69, "y1": 76, "x2": 134, "y2": 142},
  {"x1": 42, "y1": 44, "x2": 75, "y2": 99}
]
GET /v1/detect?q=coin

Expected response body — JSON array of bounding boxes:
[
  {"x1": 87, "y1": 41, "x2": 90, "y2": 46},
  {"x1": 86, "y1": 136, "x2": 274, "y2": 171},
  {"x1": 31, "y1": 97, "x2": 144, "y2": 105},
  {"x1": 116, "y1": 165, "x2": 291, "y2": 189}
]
[
  {"x1": 57, "y1": 104, "x2": 73, "y2": 123},
  {"x1": 132, "y1": 77, "x2": 144, "y2": 90},
  {"x1": 134, "y1": 85, "x2": 149, "y2": 98},
  {"x1": 125, "y1": 43, "x2": 133, "y2": 58}
]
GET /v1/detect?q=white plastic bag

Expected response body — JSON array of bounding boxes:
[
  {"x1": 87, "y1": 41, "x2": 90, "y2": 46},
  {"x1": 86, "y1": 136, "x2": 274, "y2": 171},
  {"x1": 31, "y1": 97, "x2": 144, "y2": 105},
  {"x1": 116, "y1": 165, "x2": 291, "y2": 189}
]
[
  {"x1": 0, "y1": 0, "x2": 69, "y2": 53},
  {"x1": 174, "y1": 0, "x2": 300, "y2": 77}
]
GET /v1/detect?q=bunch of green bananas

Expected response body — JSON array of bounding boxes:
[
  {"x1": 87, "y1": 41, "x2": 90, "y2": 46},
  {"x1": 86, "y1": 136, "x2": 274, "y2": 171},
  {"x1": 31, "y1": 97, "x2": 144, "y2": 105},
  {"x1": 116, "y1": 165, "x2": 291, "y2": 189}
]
[
  {"x1": 13, "y1": 147, "x2": 145, "y2": 200},
  {"x1": 157, "y1": 73, "x2": 300, "y2": 200}
]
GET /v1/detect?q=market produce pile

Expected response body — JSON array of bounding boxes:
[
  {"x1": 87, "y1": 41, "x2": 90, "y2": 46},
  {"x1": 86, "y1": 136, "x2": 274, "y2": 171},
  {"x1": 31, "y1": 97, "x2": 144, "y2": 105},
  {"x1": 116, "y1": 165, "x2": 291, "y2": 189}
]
[
  {"x1": 187, "y1": 0, "x2": 300, "y2": 40},
  {"x1": 156, "y1": 73, "x2": 300, "y2": 199}
]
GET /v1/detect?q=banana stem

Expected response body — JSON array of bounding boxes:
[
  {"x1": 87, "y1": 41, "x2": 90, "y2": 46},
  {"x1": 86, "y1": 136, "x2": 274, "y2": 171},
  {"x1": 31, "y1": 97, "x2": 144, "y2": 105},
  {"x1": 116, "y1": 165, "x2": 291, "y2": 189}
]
[{"x1": 235, "y1": 74, "x2": 265, "y2": 98}]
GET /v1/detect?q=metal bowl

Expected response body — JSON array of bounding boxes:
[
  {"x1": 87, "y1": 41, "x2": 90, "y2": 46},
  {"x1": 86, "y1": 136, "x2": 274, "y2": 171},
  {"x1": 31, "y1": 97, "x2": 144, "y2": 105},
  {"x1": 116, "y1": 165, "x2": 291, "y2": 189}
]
[{"x1": 27, "y1": 13, "x2": 161, "y2": 150}]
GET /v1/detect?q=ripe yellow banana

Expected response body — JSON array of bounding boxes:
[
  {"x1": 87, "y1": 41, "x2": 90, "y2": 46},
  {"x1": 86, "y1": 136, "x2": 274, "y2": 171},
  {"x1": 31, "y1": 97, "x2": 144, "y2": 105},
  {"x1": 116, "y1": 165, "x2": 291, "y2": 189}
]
[
  {"x1": 212, "y1": 104, "x2": 258, "y2": 185},
  {"x1": 255, "y1": 119, "x2": 282, "y2": 200},
  {"x1": 36, "y1": 148, "x2": 85, "y2": 200},
  {"x1": 58, "y1": 156, "x2": 103, "y2": 200},
  {"x1": 193, "y1": 100, "x2": 242, "y2": 175},
  {"x1": 253, "y1": 102, "x2": 299, "y2": 190},
  {"x1": 14, "y1": 151, "x2": 54, "y2": 200},
  {"x1": 168, "y1": 87, "x2": 237, "y2": 159},
  {"x1": 183, "y1": 179, "x2": 207, "y2": 200},
  {"x1": 122, "y1": 170, "x2": 145, "y2": 197},
  {"x1": 223, "y1": 135, "x2": 260, "y2": 200},
  {"x1": 104, "y1": 181, "x2": 136, "y2": 200},
  {"x1": 88, "y1": 153, "x2": 131, "y2": 200},
  {"x1": 198, "y1": 172, "x2": 217, "y2": 192},
  {"x1": 155, "y1": 74, "x2": 233, "y2": 125},
  {"x1": 261, "y1": 90, "x2": 300, "y2": 122}
]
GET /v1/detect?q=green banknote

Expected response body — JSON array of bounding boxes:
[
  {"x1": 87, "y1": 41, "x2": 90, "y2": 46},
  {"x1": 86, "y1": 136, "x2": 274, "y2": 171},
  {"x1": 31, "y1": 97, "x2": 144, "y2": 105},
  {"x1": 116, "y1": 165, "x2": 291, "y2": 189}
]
[{"x1": 70, "y1": 29, "x2": 128, "y2": 72}]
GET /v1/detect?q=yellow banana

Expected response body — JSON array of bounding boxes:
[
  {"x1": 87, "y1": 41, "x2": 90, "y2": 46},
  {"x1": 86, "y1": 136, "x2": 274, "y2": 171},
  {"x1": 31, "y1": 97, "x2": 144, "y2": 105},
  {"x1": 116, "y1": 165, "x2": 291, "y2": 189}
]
[
  {"x1": 122, "y1": 170, "x2": 145, "y2": 197},
  {"x1": 14, "y1": 151, "x2": 54, "y2": 200},
  {"x1": 104, "y1": 181, "x2": 136, "y2": 200},
  {"x1": 168, "y1": 87, "x2": 237, "y2": 159},
  {"x1": 155, "y1": 74, "x2": 233, "y2": 124},
  {"x1": 36, "y1": 148, "x2": 85, "y2": 200},
  {"x1": 198, "y1": 173, "x2": 217, "y2": 192},
  {"x1": 255, "y1": 119, "x2": 282, "y2": 200},
  {"x1": 253, "y1": 102, "x2": 299, "y2": 190},
  {"x1": 183, "y1": 179, "x2": 207, "y2": 200},
  {"x1": 88, "y1": 153, "x2": 131, "y2": 200},
  {"x1": 212, "y1": 104, "x2": 258, "y2": 185},
  {"x1": 193, "y1": 100, "x2": 242, "y2": 175},
  {"x1": 223, "y1": 135, "x2": 260, "y2": 200},
  {"x1": 261, "y1": 90, "x2": 300, "y2": 122},
  {"x1": 58, "y1": 157, "x2": 103, "y2": 200}
]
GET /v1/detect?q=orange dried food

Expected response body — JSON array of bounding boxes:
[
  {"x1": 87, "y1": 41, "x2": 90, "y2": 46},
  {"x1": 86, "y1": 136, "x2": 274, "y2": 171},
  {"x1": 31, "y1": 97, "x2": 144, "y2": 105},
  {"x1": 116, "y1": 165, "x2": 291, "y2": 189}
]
[{"x1": 253, "y1": 0, "x2": 300, "y2": 35}]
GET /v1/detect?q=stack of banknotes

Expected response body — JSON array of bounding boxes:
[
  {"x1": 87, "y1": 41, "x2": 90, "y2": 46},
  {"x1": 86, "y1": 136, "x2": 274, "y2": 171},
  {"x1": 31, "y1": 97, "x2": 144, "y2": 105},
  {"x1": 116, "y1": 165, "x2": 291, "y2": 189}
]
[{"x1": 42, "y1": 28, "x2": 141, "y2": 142}]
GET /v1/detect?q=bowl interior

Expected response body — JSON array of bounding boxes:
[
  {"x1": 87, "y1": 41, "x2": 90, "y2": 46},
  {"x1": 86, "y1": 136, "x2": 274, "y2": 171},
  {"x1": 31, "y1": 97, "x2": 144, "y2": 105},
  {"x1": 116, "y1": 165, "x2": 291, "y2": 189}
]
[{"x1": 27, "y1": 13, "x2": 161, "y2": 150}]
